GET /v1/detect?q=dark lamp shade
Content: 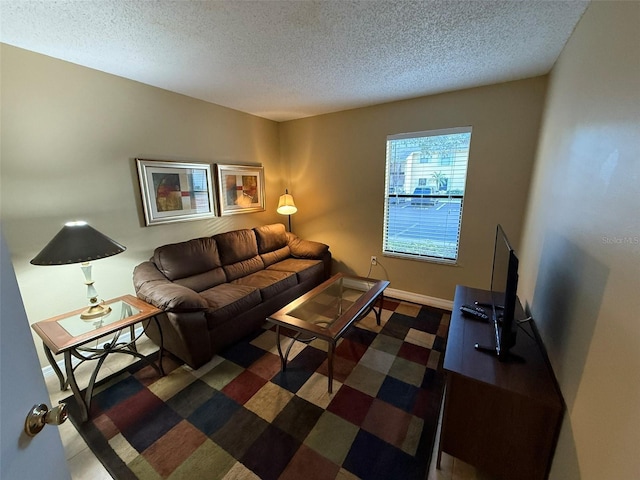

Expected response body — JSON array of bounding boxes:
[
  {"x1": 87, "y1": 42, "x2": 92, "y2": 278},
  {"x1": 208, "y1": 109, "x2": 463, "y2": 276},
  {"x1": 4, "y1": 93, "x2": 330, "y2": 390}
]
[{"x1": 30, "y1": 221, "x2": 126, "y2": 266}]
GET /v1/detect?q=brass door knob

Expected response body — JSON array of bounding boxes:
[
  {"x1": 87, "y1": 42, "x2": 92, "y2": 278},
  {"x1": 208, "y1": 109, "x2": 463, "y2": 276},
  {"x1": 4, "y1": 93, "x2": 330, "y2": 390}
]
[{"x1": 24, "y1": 403, "x2": 68, "y2": 437}]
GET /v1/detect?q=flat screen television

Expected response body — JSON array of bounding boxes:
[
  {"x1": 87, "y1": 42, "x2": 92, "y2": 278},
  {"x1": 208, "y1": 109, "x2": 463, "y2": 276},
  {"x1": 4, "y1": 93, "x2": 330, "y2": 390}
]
[{"x1": 475, "y1": 224, "x2": 519, "y2": 361}]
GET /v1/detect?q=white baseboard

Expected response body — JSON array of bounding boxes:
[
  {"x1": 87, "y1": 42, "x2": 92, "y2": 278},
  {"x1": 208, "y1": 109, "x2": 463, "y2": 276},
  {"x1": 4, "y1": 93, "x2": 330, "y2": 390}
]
[
  {"x1": 41, "y1": 290, "x2": 452, "y2": 379},
  {"x1": 384, "y1": 287, "x2": 453, "y2": 311}
]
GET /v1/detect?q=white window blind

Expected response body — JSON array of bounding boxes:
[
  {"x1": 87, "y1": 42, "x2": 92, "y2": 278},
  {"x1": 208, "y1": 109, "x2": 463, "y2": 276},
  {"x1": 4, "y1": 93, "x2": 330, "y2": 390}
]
[{"x1": 383, "y1": 127, "x2": 472, "y2": 263}]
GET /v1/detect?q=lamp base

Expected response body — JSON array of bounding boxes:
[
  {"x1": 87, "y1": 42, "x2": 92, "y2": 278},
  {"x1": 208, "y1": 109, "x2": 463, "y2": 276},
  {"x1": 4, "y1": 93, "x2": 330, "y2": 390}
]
[{"x1": 80, "y1": 302, "x2": 111, "y2": 320}]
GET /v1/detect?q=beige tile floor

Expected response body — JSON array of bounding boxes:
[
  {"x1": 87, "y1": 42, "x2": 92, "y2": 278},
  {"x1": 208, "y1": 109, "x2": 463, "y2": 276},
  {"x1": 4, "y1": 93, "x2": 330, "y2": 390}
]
[{"x1": 45, "y1": 335, "x2": 494, "y2": 480}]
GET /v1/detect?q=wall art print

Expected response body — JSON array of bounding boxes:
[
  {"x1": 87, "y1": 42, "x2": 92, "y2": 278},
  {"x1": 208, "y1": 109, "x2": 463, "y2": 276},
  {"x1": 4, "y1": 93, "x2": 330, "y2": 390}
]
[
  {"x1": 136, "y1": 158, "x2": 216, "y2": 225},
  {"x1": 215, "y1": 164, "x2": 265, "y2": 216}
]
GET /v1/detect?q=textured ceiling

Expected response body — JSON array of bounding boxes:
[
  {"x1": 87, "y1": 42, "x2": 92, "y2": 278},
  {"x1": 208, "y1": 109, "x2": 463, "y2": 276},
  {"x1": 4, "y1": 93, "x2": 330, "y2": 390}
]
[{"x1": 0, "y1": 0, "x2": 589, "y2": 121}]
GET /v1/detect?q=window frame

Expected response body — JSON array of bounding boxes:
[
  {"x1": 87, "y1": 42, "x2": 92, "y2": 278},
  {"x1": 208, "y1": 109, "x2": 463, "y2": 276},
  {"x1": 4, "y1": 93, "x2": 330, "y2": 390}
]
[{"x1": 383, "y1": 126, "x2": 472, "y2": 264}]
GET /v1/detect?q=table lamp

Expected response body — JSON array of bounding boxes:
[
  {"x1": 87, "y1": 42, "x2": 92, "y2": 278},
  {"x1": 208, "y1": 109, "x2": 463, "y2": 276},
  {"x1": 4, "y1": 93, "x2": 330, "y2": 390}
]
[
  {"x1": 277, "y1": 189, "x2": 297, "y2": 232},
  {"x1": 30, "y1": 221, "x2": 126, "y2": 319}
]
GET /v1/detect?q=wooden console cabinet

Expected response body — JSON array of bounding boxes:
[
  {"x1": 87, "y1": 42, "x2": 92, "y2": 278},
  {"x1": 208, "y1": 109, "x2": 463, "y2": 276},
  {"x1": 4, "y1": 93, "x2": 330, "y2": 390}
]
[{"x1": 438, "y1": 285, "x2": 564, "y2": 480}]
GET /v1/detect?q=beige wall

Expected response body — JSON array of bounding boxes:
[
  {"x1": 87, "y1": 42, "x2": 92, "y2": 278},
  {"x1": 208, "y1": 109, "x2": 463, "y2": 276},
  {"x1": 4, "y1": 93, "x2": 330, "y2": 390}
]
[
  {"x1": 518, "y1": 2, "x2": 640, "y2": 479},
  {"x1": 280, "y1": 77, "x2": 547, "y2": 300},
  {"x1": 1, "y1": 45, "x2": 282, "y2": 366}
]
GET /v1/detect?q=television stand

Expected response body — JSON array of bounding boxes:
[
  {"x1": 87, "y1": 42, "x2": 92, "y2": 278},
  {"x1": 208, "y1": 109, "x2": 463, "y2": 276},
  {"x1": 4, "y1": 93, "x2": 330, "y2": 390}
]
[
  {"x1": 438, "y1": 285, "x2": 564, "y2": 480},
  {"x1": 474, "y1": 342, "x2": 527, "y2": 363}
]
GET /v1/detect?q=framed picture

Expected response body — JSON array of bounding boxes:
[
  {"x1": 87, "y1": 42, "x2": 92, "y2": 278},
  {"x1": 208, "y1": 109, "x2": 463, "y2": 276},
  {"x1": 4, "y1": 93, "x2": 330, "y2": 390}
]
[
  {"x1": 215, "y1": 164, "x2": 265, "y2": 216},
  {"x1": 136, "y1": 158, "x2": 216, "y2": 225}
]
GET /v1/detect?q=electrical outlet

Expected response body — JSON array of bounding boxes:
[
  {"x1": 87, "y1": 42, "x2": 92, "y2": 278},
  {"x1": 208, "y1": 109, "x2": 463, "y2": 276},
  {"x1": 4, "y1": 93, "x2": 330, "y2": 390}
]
[{"x1": 370, "y1": 256, "x2": 377, "y2": 266}]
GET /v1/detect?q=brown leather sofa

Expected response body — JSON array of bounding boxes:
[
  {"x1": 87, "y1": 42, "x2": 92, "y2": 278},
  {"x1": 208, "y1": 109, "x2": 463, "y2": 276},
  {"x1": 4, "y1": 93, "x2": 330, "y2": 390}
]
[{"x1": 133, "y1": 223, "x2": 331, "y2": 368}]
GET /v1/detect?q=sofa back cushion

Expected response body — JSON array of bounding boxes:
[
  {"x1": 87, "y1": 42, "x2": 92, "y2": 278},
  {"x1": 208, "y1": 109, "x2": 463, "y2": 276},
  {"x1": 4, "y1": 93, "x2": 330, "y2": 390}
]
[
  {"x1": 254, "y1": 223, "x2": 291, "y2": 267},
  {"x1": 215, "y1": 228, "x2": 265, "y2": 281},
  {"x1": 153, "y1": 237, "x2": 226, "y2": 292}
]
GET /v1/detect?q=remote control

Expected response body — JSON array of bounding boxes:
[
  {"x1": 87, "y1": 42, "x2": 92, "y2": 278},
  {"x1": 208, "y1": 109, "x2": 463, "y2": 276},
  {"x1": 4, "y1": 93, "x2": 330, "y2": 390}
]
[{"x1": 460, "y1": 304, "x2": 489, "y2": 321}]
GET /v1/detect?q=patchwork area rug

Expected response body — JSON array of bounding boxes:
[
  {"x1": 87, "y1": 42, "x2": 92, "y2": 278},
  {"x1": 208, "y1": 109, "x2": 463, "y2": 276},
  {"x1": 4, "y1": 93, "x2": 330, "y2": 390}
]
[{"x1": 64, "y1": 299, "x2": 449, "y2": 480}]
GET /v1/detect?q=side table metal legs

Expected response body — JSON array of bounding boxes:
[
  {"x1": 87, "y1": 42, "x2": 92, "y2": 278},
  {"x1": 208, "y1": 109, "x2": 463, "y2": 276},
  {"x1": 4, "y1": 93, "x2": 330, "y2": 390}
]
[{"x1": 47, "y1": 316, "x2": 165, "y2": 422}]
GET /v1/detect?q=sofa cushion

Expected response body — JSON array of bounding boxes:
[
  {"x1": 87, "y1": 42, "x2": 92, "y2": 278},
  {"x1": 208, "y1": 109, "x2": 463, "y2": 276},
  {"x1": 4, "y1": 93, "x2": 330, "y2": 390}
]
[
  {"x1": 287, "y1": 234, "x2": 330, "y2": 259},
  {"x1": 200, "y1": 283, "x2": 261, "y2": 328},
  {"x1": 260, "y1": 246, "x2": 291, "y2": 268},
  {"x1": 231, "y1": 269, "x2": 297, "y2": 300},
  {"x1": 215, "y1": 228, "x2": 259, "y2": 265},
  {"x1": 223, "y1": 256, "x2": 265, "y2": 282},
  {"x1": 267, "y1": 258, "x2": 325, "y2": 283},
  {"x1": 153, "y1": 237, "x2": 224, "y2": 283},
  {"x1": 254, "y1": 223, "x2": 288, "y2": 254}
]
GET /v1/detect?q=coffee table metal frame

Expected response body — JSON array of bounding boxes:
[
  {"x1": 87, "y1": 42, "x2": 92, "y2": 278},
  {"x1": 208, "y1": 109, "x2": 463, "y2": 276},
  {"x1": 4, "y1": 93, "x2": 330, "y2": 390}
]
[
  {"x1": 32, "y1": 294, "x2": 164, "y2": 422},
  {"x1": 268, "y1": 273, "x2": 390, "y2": 393}
]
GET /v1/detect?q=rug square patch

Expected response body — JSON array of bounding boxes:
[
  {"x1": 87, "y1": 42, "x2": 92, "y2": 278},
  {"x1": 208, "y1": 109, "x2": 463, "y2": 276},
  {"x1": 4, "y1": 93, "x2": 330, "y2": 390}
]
[
  {"x1": 187, "y1": 390, "x2": 240, "y2": 436},
  {"x1": 222, "y1": 461, "x2": 261, "y2": 480},
  {"x1": 249, "y1": 329, "x2": 279, "y2": 354},
  {"x1": 379, "y1": 315, "x2": 411, "y2": 340},
  {"x1": 210, "y1": 407, "x2": 270, "y2": 459},
  {"x1": 394, "y1": 302, "x2": 422, "y2": 317},
  {"x1": 296, "y1": 372, "x2": 341, "y2": 409},
  {"x1": 355, "y1": 311, "x2": 384, "y2": 333},
  {"x1": 343, "y1": 363, "x2": 386, "y2": 398},
  {"x1": 105, "y1": 386, "x2": 162, "y2": 432},
  {"x1": 142, "y1": 419, "x2": 208, "y2": 477},
  {"x1": 397, "y1": 341, "x2": 431, "y2": 365},
  {"x1": 91, "y1": 375, "x2": 143, "y2": 413},
  {"x1": 288, "y1": 344, "x2": 329, "y2": 372},
  {"x1": 358, "y1": 346, "x2": 395, "y2": 375},
  {"x1": 342, "y1": 325, "x2": 378, "y2": 347},
  {"x1": 165, "y1": 377, "x2": 216, "y2": 418},
  {"x1": 189, "y1": 354, "x2": 225, "y2": 378},
  {"x1": 388, "y1": 356, "x2": 427, "y2": 388},
  {"x1": 343, "y1": 429, "x2": 423, "y2": 480},
  {"x1": 127, "y1": 452, "x2": 160, "y2": 480},
  {"x1": 222, "y1": 369, "x2": 267, "y2": 405},
  {"x1": 369, "y1": 332, "x2": 403, "y2": 356},
  {"x1": 220, "y1": 340, "x2": 268, "y2": 368},
  {"x1": 376, "y1": 375, "x2": 420, "y2": 413},
  {"x1": 272, "y1": 395, "x2": 325, "y2": 442},
  {"x1": 247, "y1": 350, "x2": 282, "y2": 380},
  {"x1": 315, "y1": 354, "x2": 357, "y2": 384},
  {"x1": 271, "y1": 365, "x2": 316, "y2": 393},
  {"x1": 240, "y1": 424, "x2": 301, "y2": 480},
  {"x1": 108, "y1": 432, "x2": 138, "y2": 464},
  {"x1": 148, "y1": 365, "x2": 198, "y2": 401},
  {"x1": 405, "y1": 328, "x2": 435, "y2": 349},
  {"x1": 361, "y1": 398, "x2": 412, "y2": 449},
  {"x1": 168, "y1": 438, "x2": 236, "y2": 480},
  {"x1": 380, "y1": 298, "x2": 400, "y2": 311},
  {"x1": 402, "y1": 415, "x2": 425, "y2": 456},
  {"x1": 120, "y1": 399, "x2": 184, "y2": 453},
  {"x1": 412, "y1": 309, "x2": 445, "y2": 334},
  {"x1": 244, "y1": 381, "x2": 294, "y2": 422},
  {"x1": 427, "y1": 349, "x2": 441, "y2": 370},
  {"x1": 199, "y1": 359, "x2": 245, "y2": 390},
  {"x1": 335, "y1": 337, "x2": 369, "y2": 363},
  {"x1": 326, "y1": 384, "x2": 375, "y2": 427},
  {"x1": 131, "y1": 362, "x2": 166, "y2": 389},
  {"x1": 279, "y1": 443, "x2": 341, "y2": 480},
  {"x1": 93, "y1": 412, "x2": 119, "y2": 440},
  {"x1": 303, "y1": 411, "x2": 360, "y2": 466}
]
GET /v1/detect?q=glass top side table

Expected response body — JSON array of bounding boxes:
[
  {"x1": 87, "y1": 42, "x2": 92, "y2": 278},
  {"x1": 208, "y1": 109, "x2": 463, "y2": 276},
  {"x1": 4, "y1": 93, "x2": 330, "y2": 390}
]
[{"x1": 32, "y1": 294, "x2": 164, "y2": 422}]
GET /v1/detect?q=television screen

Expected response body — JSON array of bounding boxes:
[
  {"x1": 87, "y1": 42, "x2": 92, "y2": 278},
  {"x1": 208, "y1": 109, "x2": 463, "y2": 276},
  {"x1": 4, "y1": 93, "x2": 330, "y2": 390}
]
[{"x1": 476, "y1": 224, "x2": 519, "y2": 360}]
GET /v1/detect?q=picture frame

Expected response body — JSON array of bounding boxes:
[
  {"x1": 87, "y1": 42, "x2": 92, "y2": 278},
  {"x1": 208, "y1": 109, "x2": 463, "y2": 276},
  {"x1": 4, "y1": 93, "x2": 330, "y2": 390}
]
[
  {"x1": 136, "y1": 158, "x2": 216, "y2": 225},
  {"x1": 215, "y1": 164, "x2": 265, "y2": 216}
]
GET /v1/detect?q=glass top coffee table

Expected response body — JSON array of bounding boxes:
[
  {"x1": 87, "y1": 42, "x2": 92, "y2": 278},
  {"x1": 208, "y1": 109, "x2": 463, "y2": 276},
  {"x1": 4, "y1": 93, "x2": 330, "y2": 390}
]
[{"x1": 268, "y1": 273, "x2": 390, "y2": 393}]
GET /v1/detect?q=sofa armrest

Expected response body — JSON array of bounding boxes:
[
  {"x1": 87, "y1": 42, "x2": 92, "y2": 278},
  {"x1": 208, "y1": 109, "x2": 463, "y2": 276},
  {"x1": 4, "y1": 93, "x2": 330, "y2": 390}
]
[
  {"x1": 286, "y1": 233, "x2": 330, "y2": 259},
  {"x1": 133, "y1": 261, "x2": 208, "y2": 313}
]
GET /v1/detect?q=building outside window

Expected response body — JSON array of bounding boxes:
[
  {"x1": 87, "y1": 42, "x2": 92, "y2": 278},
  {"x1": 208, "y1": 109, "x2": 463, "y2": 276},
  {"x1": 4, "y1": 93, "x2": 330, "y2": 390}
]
[{"x1": 383, "y1": 127, "x2": 472, "y2": 263}]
